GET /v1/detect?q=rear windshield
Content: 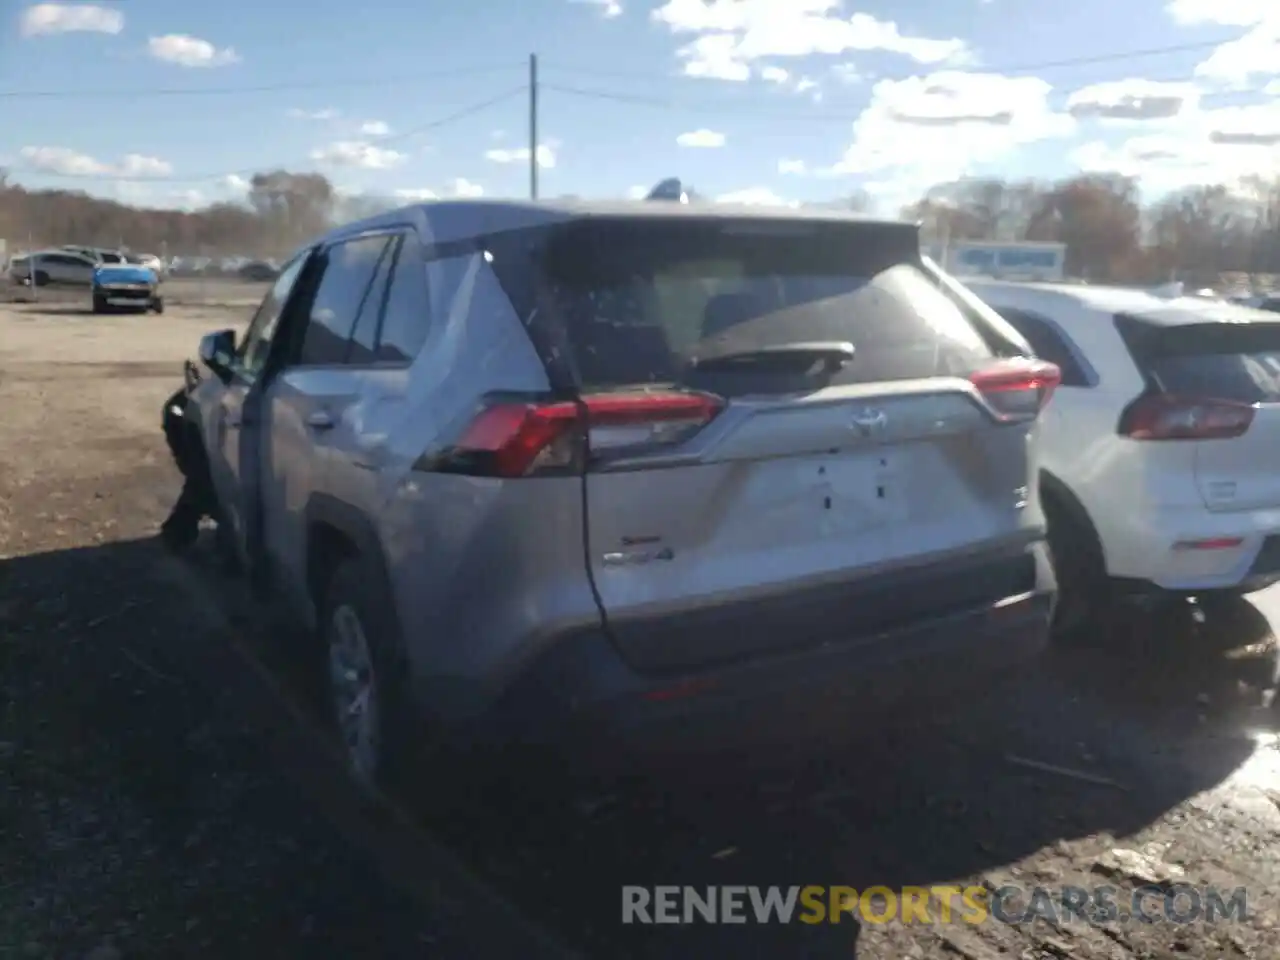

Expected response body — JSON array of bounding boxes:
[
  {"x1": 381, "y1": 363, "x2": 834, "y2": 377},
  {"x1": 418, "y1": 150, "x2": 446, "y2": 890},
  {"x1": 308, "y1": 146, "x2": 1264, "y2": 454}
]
[
  {"x1": 1117, "y1": 313, "x2": 1280, "y2": 403},
  {"x1": 498, "y1": 217, "x2": 997, "y2": 395}
]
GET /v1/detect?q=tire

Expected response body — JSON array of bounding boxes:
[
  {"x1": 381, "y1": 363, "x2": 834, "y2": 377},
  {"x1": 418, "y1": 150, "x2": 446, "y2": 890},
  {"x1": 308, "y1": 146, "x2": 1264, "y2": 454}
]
[
  {"x1": 318, "y1": 557, "x2": 412, "y2": 791},
  {"x1": 91, "y1": 293, "x2": 106, "y2": 314},
  {"x1": 1042, "y1": 492, "x2": 1113, "y2": 644},
  {"x1": 34, "y1": 271, "x2": 50, "y2": 288},
  {"x1": 152, "y1": 298, "x2": 165, "y2": 314}
]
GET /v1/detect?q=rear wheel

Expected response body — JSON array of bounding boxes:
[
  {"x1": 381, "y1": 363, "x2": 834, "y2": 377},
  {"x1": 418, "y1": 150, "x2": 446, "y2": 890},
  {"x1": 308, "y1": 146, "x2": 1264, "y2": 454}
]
[
  {"x1": 1043, "y1": 493, "x2": 1112, "y2": 643},
  {"x1": 319, "y1": 558, "x2": 412, "y2": 791}
]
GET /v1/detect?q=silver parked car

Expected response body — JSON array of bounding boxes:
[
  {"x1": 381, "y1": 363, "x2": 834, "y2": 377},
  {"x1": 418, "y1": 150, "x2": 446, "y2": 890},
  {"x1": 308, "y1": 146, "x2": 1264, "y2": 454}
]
[
  {"x1": 184, "y1": 199, "x2": 1059, "y2": 786},
  {"x1": 8, "y1": 249, "x2": 98, "y2": 286}
]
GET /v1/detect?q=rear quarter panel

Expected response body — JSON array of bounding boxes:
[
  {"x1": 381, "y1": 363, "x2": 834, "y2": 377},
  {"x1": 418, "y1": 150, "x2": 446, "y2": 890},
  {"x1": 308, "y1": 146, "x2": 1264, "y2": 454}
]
[{"x1": 368, "y1": 250, "x2": 603, "y2": 724}]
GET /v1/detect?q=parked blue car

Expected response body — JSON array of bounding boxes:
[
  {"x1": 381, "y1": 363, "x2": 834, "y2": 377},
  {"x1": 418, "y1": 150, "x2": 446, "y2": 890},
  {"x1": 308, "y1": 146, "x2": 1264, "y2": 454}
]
[{"x1": 91, "y1": 263, "x2": 164, "y2": 314}]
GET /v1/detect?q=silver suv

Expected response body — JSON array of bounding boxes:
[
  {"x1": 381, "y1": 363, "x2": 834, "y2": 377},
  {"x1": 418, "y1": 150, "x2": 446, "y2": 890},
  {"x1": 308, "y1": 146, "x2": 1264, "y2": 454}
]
[{"x1": 187, "y1": 199, "x2": 1059, "y2": 786}]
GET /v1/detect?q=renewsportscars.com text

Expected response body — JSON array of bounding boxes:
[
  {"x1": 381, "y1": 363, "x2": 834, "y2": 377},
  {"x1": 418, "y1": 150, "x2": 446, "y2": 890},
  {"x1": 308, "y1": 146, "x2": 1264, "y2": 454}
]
[{"x1": 621, "y1": 884, "x2": 1248, "y2": 926}]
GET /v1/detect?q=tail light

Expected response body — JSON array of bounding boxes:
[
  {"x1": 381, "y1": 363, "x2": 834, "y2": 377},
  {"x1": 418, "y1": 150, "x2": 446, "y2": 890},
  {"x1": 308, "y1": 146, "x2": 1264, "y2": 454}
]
[
  {"x1": 431, "y1": 391, "x2": 724, "y2": 478},
  {"x1": 969, "y1": 358, "x2": 1061, "y2": 422},
  {"x1": 1117, "y1": 394, "x2": 1255, "y2": 441}
]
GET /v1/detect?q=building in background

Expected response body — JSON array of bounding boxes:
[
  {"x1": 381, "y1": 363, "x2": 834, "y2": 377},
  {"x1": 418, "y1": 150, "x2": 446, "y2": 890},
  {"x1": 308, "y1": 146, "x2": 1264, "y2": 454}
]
[{"x1": 928, "y1": 240, "x2": 1066, "y2": 281}]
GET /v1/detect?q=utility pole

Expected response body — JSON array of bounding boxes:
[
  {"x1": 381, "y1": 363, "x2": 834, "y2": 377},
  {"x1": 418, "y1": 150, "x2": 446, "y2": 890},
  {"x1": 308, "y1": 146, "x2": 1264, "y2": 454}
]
[{"x1": 529, "y1": 53, "x2": 539, "y2": 200}]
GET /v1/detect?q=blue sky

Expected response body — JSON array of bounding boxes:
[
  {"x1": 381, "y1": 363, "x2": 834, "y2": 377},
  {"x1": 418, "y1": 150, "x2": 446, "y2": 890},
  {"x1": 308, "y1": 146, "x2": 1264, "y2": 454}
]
[{"x1": 2, "y1": 0, "x2": 1278, "y2": 213}]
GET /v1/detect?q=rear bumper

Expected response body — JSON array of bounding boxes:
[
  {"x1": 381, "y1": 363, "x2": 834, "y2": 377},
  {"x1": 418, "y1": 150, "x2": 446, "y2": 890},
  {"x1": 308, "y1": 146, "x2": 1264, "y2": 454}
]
[
  {"x1": 466, "y1": 543, "x2": 1055, "y2": 754},
  {"x1": 1110, "y1": 504, "x2": 1280, "y2": 593}
]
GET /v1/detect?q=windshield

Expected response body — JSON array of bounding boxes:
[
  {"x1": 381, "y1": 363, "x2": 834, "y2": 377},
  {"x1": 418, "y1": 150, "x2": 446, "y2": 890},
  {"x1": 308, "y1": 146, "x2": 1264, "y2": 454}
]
[{"x1": 509, "y1": 217, "x2": 996, "y2": 394}]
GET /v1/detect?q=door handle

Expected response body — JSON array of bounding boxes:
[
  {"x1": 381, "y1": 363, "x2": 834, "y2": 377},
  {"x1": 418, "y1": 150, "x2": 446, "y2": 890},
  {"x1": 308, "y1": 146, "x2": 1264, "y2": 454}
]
[
  {"x1": 307, "y1": 410, "x2": 336, "y2": 431},
  {"x1": 225, "y1": 410, "x2": 242, "y2": 429}
]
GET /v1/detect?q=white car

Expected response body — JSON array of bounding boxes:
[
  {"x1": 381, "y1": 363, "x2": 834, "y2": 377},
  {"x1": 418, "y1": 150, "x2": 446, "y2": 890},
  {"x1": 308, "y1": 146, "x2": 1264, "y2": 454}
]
[
  {"x1": 127, "y1": 253, "x2": 166, "y2": 274},
  {"x1": 965, "y1": 279, "x2": 1280, "y2": 635}
]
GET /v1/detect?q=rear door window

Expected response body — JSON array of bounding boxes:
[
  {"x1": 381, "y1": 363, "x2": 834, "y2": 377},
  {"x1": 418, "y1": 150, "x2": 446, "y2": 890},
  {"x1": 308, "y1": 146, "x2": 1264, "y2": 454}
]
[
  {"x1": 347, "y1": 237, "x2": 397, "y2": 364},
  {"x1": 375, "y1": 231, "x2": 432, "y2": 364},
  {"x1": 299, "y1": 234, "x2": 393, "y2": 366},
  {"x1": 512, "y1": 217, "x2": 995, "y2": 395},
  {"x1": 997, "y1": 307, "x2": 1091, "y2": 387}
]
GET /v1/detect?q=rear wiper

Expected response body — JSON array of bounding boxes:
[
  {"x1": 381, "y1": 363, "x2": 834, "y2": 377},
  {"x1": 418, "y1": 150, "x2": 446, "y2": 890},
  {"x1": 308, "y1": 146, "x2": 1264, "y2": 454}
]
[{"x1": 689, "y1": 341, "x2": 855, "y2": 373}]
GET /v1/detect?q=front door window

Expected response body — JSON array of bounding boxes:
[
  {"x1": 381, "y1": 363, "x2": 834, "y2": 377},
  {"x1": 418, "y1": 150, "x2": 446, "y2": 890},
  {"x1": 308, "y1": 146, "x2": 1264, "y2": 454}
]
[{"x1": 237, "y1": 254, "x2": 309, "y2": 380}]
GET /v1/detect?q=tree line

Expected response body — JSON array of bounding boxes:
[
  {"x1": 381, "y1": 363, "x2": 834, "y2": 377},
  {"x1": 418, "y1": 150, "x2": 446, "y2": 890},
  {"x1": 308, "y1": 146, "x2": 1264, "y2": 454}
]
[
  {"x1": 0, "y1": 169, "x2": 379, "y2": 260},
  {"x1": 903, "y1": 174, "x2": 1280, "y2": 288},
  {"x1": 4, "y1": 167, "x2": 1280, "y2": 287}
]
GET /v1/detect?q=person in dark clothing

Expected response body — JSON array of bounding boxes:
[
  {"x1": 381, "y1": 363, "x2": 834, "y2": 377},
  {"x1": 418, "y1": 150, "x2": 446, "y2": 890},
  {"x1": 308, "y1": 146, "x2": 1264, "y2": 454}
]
[
  {"x1": 159, "y1": 384, "x2": 209, "y2": 548},
  {"x1": 159, "y1": 363, "x2": 237, "y2": 568}
]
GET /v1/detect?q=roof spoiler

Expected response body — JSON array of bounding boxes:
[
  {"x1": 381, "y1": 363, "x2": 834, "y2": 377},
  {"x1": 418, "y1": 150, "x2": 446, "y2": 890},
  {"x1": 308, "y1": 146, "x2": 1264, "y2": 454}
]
[{"x1": 645, "y1": 177, "x2": 692, "y2": 203}]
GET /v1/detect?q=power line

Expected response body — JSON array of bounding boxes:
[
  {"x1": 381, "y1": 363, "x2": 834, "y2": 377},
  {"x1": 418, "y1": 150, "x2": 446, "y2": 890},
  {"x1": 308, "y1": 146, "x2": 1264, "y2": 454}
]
[
  {"x1": 18, "y1": 87, "x2": 527, "y2": 183},
  {"x1": 0, "y1": 63, "x2": 521, "y2": 101},
  {"x1": 0, "y1": 36, "x2": 1249, "y2": 101},
  {"x1": 544, "y1": 37, "x2": 1238, "y2": 83},
  {"x1": 541, "y1": 76, "x2": 1272, "y2": 121}
]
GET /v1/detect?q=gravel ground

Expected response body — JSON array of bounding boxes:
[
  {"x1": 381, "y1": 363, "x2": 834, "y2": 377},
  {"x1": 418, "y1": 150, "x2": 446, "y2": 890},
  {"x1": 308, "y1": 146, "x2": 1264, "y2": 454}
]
[
  {"x1": 1, "y1": 298, "x2": 1279, "y2": 959},
  {"x1": 0, "y1": 301, "x2": 571, "y2": 960}
]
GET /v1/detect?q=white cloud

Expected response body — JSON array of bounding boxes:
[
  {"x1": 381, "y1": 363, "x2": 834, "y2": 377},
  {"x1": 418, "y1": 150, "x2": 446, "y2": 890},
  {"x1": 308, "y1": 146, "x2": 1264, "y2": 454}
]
[
  {"x1": 20, "y1": 3, "x2": 122, "y2": 36},
  {"x1": 778, "y1": 158, "x2": 807, "y2": 174},
  {"x1": 450, "y1": 177, "x2": 485, "y2": 198},
  {"x1": 393, "y1": 178, "x2": 484, "y2": 200},
  {"x1": 289, "y1": 107, "x2": 339, "y2": 121},
  {"x1": 627, "y1": 184, "x2": 648, "y2": 199},
  {"x1": 169, "y1": 189, "x2": 207, "y2": 211},
  {"x1": 1165, "y1": 0, "x2": 1270, "y2": 25},
  {"x1": 360, "y1": 120, "x2": 391, "y2": 137},
  {"x1": 1071, "y1": 100, "x2": 1280, "y2": 194},
  {"x1": 310, "y1": 141, "x2": 406, "y2": 169},
  {"x1": 715, "y1": 187, "x2": 797, "y2": 206},
  {"x1": 19, "y1": 146, "x2": 173, "y2": 178},
  {"x1": 148, "y1": 34, "x2": 239, "y2": 68},
  {"x1": 394, "y1": 188, "x2": 439, "y2": 201},
  {"x1": 676, "y1": 34, "x2": 751, "y2": 80},
  {"x1": 572, "y1": 0, "x2": 622, "y2": 17},
  {"x1": 222, "y1": 174, "x2": 250, "y2": 193},
  {"x1": 484, "y1": 144, "x2": 556, "y2": 168},
  {"x1": 832, "y1": 62, "x2": 863, "y2": 85},
  {"x1": 117, "y1": 155, "x2": 173, "y2": 177},
  {"x1": 1066, "y1": 79, "x2": 1199, "y2": 122},
  {"x1": 652, "y1": 0, "x2": 970, "y2": 81},
  {"x1": 831, "y1": 71, "x2": 1074, "y2": 208},
  {"x1": 676, "y1": 128, "x2": 726, "y2": 147},
  {"x1": 758, "y1": 63, "x2": 820, "y2": 97},
  {"x1": 1193, "y1": 20, "x2": 1280, "y2": 89}
]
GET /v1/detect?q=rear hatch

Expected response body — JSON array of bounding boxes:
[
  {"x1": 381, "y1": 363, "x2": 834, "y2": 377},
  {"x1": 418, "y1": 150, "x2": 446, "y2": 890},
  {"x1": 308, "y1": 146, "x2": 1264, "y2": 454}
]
[
  {"x1": 482, "y1": 215, "x2": 1054, "y2": 673},
  {"x1": 1116, "y1": 309, "x2": 1280, "y2": 513}
]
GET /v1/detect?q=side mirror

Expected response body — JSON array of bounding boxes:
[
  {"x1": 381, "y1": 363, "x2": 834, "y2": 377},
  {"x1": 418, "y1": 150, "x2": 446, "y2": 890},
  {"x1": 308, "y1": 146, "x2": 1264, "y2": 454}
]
[{"x1": 198, "y1": 329, "x2": 236, "y2": 382}]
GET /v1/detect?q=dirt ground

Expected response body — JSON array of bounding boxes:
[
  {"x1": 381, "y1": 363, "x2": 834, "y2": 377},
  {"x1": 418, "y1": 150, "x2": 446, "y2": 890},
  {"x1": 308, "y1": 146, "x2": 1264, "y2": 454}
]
[{"x1": 1, "y1": 295, "x2": 1279, "y2": 959}]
